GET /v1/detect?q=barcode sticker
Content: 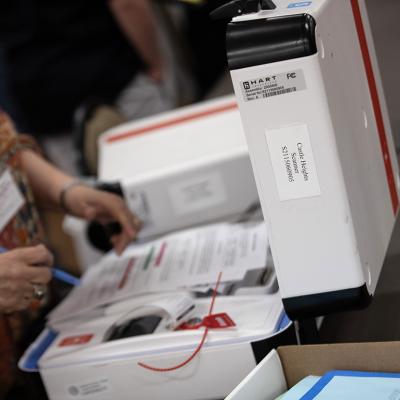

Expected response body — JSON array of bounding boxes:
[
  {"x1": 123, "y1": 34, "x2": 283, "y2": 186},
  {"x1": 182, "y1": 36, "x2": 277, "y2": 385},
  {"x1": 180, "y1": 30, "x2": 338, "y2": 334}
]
[{"x1": 241, "y1": 70, "x2": 306, "y2": 102}]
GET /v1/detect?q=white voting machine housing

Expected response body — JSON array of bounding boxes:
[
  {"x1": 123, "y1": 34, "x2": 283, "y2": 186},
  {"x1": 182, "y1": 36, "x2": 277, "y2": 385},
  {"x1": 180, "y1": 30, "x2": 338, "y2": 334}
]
[{"x1": 227, "y1": 0, "x2": 399, "y2": 318}]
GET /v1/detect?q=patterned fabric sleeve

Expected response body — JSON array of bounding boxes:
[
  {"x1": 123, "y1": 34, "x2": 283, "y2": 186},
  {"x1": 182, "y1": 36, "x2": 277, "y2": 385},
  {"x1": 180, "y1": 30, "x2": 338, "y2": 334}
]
[
  {"x1": 0, "y1": 111, "x2": 45, "y2": 397},
  {"x1": 0, "y1": 112, "x2": 44, "y2": 248}
]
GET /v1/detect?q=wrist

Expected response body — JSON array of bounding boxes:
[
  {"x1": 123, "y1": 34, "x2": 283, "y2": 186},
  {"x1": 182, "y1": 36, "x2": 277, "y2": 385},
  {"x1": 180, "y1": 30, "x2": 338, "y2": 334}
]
[{"x1": 59, "y1": 179, "x2": 85, "y2": 213}]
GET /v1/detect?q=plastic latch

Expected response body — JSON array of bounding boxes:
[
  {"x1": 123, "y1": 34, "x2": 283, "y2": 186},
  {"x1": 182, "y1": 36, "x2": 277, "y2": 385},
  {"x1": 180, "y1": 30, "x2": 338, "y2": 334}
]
[
  {"x1": 176, "y1": 312, "x2": 236, "y2": 330},
  {"x1": 210, "y1": 0, "x2": 259, "y2": 20}
]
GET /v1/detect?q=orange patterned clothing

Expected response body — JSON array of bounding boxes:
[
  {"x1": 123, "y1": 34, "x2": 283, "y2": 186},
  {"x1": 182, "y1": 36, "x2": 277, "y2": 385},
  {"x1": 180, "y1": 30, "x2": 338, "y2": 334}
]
[
  {"x1": 0, "y1": 113, "x2": 43, "y2": 247},
  {"x1": 0, "y1": 112, "x2": 44, "y2": 397}
]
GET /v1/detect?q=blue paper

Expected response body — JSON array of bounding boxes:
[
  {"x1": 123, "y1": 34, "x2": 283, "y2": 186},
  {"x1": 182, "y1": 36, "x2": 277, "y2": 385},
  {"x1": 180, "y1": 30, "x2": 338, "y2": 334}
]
[
  {"x1": 281, "y1": 377, "x2": 321, "y2": 400},
  {"x1": 300, "y1": 370, "x2": 400, "y2": 400}
]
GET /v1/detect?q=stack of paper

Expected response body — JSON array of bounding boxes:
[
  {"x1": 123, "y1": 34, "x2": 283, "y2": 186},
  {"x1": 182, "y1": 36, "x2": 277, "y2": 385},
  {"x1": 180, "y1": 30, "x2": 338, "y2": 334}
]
[{"x1": 48, "y1": 221, "x2": 268, "y2": 324}]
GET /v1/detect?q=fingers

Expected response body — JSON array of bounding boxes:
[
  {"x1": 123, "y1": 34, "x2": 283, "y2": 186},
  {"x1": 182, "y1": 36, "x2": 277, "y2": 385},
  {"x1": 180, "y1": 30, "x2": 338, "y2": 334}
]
[
  {"x1": 0, "y1": 281, "x2": 37, "y2": 313},
  {"x1": 13, "y1": 244, "x2": 54, "y2": 267},
  {"x1": 84, "y1": 189, "x2": 141, "y2": 235},
  {"x1": 24, "y1": 265, "x2": 52, "y2": 285},
  {"x1": 8, "y1": 245, "x2": 52, "y2": 283},
  {"x1": 8, "y1": 280, "x2": 34, "y2": 300},
  {"x1": 0, "y1": 247, "x2": 52, "y2": 314},
  {"x1": 110, "y1": 207, "x2": 142, "y2": 254},
  {"x1": 94, "y1": 192, "x2": 141, "y2": 253},
  {"x1": 110, "y1": 231, "x2": 132, "y2": 256},
  {"x1": 7, "y1": 263, "x2": 52, "y2": 285},
  {"x1": 1, "y1": 297, "x2": 31, "y2": 313},
  {"x1": 3, "y1": 245, "x2": 52, "y2": 283},
  {"x1": 113, "y1": 203, "x2": 140, "y2": 239},
  {"x1": 64, "y1": 184, "x2": 142, "y2": 254}
]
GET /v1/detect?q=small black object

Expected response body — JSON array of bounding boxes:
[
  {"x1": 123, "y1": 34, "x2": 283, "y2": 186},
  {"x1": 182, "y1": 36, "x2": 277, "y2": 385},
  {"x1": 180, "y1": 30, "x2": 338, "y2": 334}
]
[
  {"x1": 87, "y1": 221, "x2": 122, "y2": 252},
  {"x1": 95, "y1": 181, "x2": 123, "y2": 197},
  {"x1": 86, "y1": 181, "x2": 125, "y2": 252},
  {"x1": 260, "y1": 0, "x2": 276, "y2": 9},
  {"x1": 105, "y1": 316, "x2": 162, "y2": 341}
]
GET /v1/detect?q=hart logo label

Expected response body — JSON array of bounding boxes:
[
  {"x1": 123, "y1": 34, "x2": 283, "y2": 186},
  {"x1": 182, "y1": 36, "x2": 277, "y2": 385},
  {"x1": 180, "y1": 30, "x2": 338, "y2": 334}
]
[{"x1": 241, "y1": 70, "x2": 306, "y2": 102}]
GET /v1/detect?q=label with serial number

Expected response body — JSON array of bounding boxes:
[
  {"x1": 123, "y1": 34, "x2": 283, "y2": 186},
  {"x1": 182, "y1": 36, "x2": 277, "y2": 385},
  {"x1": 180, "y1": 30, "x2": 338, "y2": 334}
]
[
  {"x1": 266, "y1": 124, "x2": 321, "y2": 201},
  {"x1": 66, "y1": 377, "x2": 113, "y2": 399},
  {"x1": 241, "y1": 69, "x2": 306, "y2": 102},
  {"x1": 168, "y1": 172, "x2": 227, "y2": 216}
]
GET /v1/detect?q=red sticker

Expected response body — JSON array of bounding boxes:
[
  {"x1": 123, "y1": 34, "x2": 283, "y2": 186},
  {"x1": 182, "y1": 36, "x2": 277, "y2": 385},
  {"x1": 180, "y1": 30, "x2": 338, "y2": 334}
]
[
  {"x1": 203, "y1": 313, "x2": 236, "y2": 329},
  {"x1": 59, "y1": 334, "x2": 93, "y2": 347},
  {"x1": 176, "y1": 313, "x2": 236, "y2": 330}
]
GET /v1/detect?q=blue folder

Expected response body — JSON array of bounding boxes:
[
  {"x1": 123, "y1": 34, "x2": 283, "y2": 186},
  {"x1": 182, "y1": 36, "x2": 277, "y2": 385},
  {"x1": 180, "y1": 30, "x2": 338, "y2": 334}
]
[{"x1": 300, "y1": 370, "x2": 400, "y2": 400}]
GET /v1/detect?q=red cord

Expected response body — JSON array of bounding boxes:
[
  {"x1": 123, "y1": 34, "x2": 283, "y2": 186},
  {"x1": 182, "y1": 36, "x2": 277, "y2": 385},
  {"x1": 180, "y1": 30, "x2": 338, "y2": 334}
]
[
  {"x1": 208, "y1": 272, "x2": 221, "y2": 315},
  {"x1": 138, "y1": 272, "x2": 223, "y2": 372}
]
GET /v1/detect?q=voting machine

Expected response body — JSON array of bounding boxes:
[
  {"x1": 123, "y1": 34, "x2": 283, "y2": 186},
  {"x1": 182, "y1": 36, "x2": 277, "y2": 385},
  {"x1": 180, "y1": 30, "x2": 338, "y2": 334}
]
[
  {"x1": 220, "y1": 0, "x2": 400, "y2": 318},
  {"x1": 98, "y1": 95, "x2": 259, "y2": 240},
  {"x1": 21, "y1": 221, "x2": 293, "y2": 400},
  {"x1": 23, "y1": 96, "x2": 295, "y2": 400}
]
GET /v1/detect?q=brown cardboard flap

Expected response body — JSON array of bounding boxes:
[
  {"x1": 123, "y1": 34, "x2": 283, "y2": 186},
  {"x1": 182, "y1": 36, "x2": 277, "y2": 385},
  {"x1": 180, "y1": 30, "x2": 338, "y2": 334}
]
[{"x1": 278, "y1": 342, "x2": 400, "y2": 388}]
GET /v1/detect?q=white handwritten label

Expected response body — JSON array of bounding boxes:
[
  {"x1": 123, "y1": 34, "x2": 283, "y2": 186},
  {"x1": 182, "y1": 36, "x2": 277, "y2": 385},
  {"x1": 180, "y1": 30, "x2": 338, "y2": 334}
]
[{"x1": 266, "y1": 124, "x2": 321, "y2": 201}]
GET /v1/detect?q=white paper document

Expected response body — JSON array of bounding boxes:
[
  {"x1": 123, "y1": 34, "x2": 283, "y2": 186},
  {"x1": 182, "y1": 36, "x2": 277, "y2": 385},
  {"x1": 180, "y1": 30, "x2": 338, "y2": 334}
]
[{"x1": 49, "y1": 221, "x2": 268, "y2": 323}]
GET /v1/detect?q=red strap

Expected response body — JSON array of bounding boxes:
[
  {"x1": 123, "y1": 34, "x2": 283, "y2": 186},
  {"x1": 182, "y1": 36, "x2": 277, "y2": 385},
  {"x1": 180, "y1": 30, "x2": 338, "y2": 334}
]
[
  {"x1": 138, "y1": 272, "x2": 223, "y2": 372},
  {"x1": 351, "y1": 0, "x2": 399, "y2": 214}
]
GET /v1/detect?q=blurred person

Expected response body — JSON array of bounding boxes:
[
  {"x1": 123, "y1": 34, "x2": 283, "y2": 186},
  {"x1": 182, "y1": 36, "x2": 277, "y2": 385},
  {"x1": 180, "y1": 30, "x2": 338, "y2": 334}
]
[
  {"x1": 0, "y1": 0, "x2": 176, "y2": 174},
  {"x1": 0, "y1": 111, "x2": 141, "y2": 398}
]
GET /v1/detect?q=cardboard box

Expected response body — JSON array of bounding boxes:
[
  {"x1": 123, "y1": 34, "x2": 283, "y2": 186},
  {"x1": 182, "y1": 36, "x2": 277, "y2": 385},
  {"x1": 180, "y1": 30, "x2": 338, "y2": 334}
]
[{"x1": 226, "y1": 342, "x2": 400, "y2": 400}]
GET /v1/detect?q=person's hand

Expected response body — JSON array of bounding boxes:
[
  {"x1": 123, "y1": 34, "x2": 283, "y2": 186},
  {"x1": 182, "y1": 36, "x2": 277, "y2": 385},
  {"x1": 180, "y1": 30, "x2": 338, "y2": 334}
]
[
  {"x1": 0, "y1": 245, "x2": 53, "y2": 313},
  {"x1": 62, "y1": 184, "x2": 141, "y2": 255}
]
